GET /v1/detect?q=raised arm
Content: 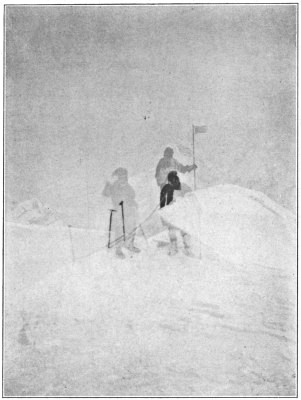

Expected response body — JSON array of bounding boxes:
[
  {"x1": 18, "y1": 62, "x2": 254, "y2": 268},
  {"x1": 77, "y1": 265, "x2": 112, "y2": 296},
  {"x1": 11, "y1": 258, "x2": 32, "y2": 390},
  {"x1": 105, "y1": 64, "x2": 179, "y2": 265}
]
[
  {"x1": 102, "y1": 181, "x2": 112, "y2": 197},
  {"x1": 175, "y1": 159, "x2": 197, "y2": 174},
  {"x1": 155, "y1": 158, "x2": 164, "y2": 178}
]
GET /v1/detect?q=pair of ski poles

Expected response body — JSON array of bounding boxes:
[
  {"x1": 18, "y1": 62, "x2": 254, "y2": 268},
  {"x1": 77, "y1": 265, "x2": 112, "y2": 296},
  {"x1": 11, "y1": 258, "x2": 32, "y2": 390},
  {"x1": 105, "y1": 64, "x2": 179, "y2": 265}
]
[{"x1": 108, "y1": 201, "x2": 125, "y2": 248}]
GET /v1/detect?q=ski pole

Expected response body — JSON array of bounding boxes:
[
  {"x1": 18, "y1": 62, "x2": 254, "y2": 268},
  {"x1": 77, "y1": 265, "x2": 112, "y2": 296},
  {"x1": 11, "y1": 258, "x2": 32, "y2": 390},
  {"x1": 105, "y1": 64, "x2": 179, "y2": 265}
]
[
  {"x1": 108, "y1": 209, "x2": 116, "y2": 248},
  {"x1": 119, "y1": 201, "x2": 126, "y2": 241}
]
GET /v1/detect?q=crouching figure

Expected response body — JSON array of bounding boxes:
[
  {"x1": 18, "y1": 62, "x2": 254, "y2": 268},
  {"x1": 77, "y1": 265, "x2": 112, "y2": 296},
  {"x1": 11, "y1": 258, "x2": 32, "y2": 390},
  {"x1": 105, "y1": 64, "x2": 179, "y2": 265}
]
[{"x1": 160, "y1": 171, "x2": 192, "y2": 256}]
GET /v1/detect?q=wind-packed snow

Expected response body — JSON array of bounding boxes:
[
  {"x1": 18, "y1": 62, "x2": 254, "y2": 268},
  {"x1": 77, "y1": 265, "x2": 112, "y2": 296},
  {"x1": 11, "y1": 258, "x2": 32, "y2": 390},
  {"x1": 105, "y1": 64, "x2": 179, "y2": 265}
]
[{"x1": 4, "y1": 185, "x2": 296, "y2": 396}]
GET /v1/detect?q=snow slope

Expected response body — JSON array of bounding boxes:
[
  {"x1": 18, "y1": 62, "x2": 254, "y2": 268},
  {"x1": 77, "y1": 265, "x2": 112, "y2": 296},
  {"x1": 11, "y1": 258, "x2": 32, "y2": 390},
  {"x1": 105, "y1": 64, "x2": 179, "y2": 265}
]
[{"x1": 4, "y1": 185, "x2": 296, "y2": 396}]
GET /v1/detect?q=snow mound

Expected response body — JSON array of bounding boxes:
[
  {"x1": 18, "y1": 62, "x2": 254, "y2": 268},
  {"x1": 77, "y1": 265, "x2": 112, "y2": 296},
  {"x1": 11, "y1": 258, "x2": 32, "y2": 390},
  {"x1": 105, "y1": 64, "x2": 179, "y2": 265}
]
[{"x1": 159, "y1": 184, "x2": 296, "y2": 268}]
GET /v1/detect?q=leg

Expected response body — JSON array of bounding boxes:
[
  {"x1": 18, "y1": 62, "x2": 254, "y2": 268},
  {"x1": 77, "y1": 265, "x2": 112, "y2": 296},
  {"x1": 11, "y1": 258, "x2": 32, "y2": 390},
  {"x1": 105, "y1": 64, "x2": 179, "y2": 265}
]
[
  {"x1": 181, "y1": 230, "x2": 194, "y2": 257},
  {"x1": 181, "y1": 230, "x2": 190, "y2": 250},
  {"x1": 126, "y1": 231, "x2": 141, "y2": 253},
  {"x1": 125, "y1": 209, "x2": 140, "y2": 253},
  {"x1": 114, "y1": 213, "x2": 126, "y2": 259},
  {"x1": 168, "y1": 226, "x2": 178, "y2": 255}
]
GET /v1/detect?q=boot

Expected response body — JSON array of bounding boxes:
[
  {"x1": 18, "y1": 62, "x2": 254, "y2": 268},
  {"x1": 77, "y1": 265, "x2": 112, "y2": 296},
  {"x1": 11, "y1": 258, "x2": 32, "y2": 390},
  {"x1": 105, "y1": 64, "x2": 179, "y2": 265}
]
[
  {"x1": 126, "y1": 238, "x2": 141, "y2": 253},
  {"x1": 127, "y1": 244, "x2": 141, "y2": 253},
  {"x1": 182, "y1": 232, "x2": 194, "y2": 257},
  {"x1": 183, "y1": 245, "x2": 194, "y2": 258},
  {"x1": 168, "y1": 239, "x2": 178, "y2": 256},
  {"x1": 115, "y1": 247, "x2": 126, "y2": 259}
]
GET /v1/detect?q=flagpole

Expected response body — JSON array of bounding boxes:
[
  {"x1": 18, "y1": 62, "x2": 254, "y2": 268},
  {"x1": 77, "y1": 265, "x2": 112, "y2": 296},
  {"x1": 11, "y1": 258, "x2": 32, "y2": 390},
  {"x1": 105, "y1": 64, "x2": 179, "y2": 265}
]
[{"x1": 192, "y1": 124, "x2": 196, "y2": 190}]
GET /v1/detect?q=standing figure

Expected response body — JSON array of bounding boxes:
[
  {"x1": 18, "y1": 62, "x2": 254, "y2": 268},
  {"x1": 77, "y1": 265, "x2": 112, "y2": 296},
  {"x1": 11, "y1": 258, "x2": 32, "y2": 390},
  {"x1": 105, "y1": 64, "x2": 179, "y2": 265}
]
[
  {"x1": 160, "y1": 171, "x2": 192, "y2": 256},
  {"x1": 102, "y1": 168, "x2": 140, "y2": 259},
  {"x1": 155, "y1": 147, "x2": 197, "y2": 189}
]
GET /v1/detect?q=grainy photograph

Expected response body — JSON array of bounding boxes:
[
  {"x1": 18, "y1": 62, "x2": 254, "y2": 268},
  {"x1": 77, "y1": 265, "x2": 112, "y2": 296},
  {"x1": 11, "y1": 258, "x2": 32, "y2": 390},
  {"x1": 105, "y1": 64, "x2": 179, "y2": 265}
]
[{"x1": 3, "y1": 3, "x2": 297, "y2": 397}]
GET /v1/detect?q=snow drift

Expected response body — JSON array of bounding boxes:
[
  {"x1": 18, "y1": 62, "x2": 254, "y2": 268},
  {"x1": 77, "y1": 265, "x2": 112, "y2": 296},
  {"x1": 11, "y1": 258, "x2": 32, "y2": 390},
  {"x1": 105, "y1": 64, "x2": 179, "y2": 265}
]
[{"x1": 159, "y1": 184, "x2": 296, "y2": 268}]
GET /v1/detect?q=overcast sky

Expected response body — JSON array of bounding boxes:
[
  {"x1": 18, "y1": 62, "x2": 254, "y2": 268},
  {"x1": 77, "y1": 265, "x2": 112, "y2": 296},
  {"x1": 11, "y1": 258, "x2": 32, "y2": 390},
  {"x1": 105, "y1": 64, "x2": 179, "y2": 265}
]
[{"x1": 5, "y1": 5, "x2": 296, "y2": 214}]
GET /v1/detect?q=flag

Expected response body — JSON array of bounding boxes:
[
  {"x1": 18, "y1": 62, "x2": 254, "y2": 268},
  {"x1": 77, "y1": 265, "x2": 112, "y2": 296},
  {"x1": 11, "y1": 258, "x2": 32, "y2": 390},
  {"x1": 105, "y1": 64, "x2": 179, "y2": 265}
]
[{"x1": 193, "y1": 125, "x2": 207, "y2": 134}]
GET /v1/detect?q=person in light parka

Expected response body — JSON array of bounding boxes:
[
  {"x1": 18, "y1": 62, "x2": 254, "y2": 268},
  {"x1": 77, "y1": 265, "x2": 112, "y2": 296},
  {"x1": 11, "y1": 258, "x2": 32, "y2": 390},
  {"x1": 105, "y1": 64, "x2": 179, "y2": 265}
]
[{"x1": 155, "y1": 147, "x2": 197, "y2": 189}]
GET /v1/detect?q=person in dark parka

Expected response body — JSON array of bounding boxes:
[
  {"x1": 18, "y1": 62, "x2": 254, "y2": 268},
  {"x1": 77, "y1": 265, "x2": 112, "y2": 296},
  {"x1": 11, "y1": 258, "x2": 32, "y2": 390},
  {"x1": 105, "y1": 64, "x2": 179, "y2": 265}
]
[
  {"x1": 160, "y1": 171, "x2": 191, "y2": 256},
  {"x1": 160, "y1": 170, "x2": 181, "y2": 208}
]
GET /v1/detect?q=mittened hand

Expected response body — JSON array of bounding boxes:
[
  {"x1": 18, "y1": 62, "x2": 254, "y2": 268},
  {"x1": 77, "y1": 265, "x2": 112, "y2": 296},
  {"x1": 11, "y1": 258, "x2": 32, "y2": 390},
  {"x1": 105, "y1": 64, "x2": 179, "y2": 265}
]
[{"x1": 189, "y1": 164, "x2": 197, "y2": 172}]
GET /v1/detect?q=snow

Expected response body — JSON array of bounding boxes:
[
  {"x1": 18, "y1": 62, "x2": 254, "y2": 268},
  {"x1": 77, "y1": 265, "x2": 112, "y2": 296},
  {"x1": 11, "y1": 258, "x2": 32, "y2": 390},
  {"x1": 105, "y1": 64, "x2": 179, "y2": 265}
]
[{"x1": 4, "y1": 185, "x2": 296, "y2": 396}]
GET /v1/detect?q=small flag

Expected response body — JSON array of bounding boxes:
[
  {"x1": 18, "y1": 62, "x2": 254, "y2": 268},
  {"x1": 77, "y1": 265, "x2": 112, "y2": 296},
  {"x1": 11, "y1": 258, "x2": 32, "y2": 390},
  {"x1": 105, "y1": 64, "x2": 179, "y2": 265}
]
[{"x1": 193, "y1": 125, "x2": 207, "y2": 134}]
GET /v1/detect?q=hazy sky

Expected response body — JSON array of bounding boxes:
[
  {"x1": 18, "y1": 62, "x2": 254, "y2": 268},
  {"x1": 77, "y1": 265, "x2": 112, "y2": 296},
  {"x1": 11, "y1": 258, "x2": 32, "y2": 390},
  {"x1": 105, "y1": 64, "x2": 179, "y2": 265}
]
[{"x1": 5, "y1": 5, "x2": 296, "y2": 214}]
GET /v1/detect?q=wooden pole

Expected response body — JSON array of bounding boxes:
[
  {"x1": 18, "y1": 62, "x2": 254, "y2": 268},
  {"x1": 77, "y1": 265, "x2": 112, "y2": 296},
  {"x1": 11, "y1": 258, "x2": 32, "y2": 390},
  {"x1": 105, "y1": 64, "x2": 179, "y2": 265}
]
[{"x1": 192, "y1": 124, "x2": 196, "y2": 190}]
